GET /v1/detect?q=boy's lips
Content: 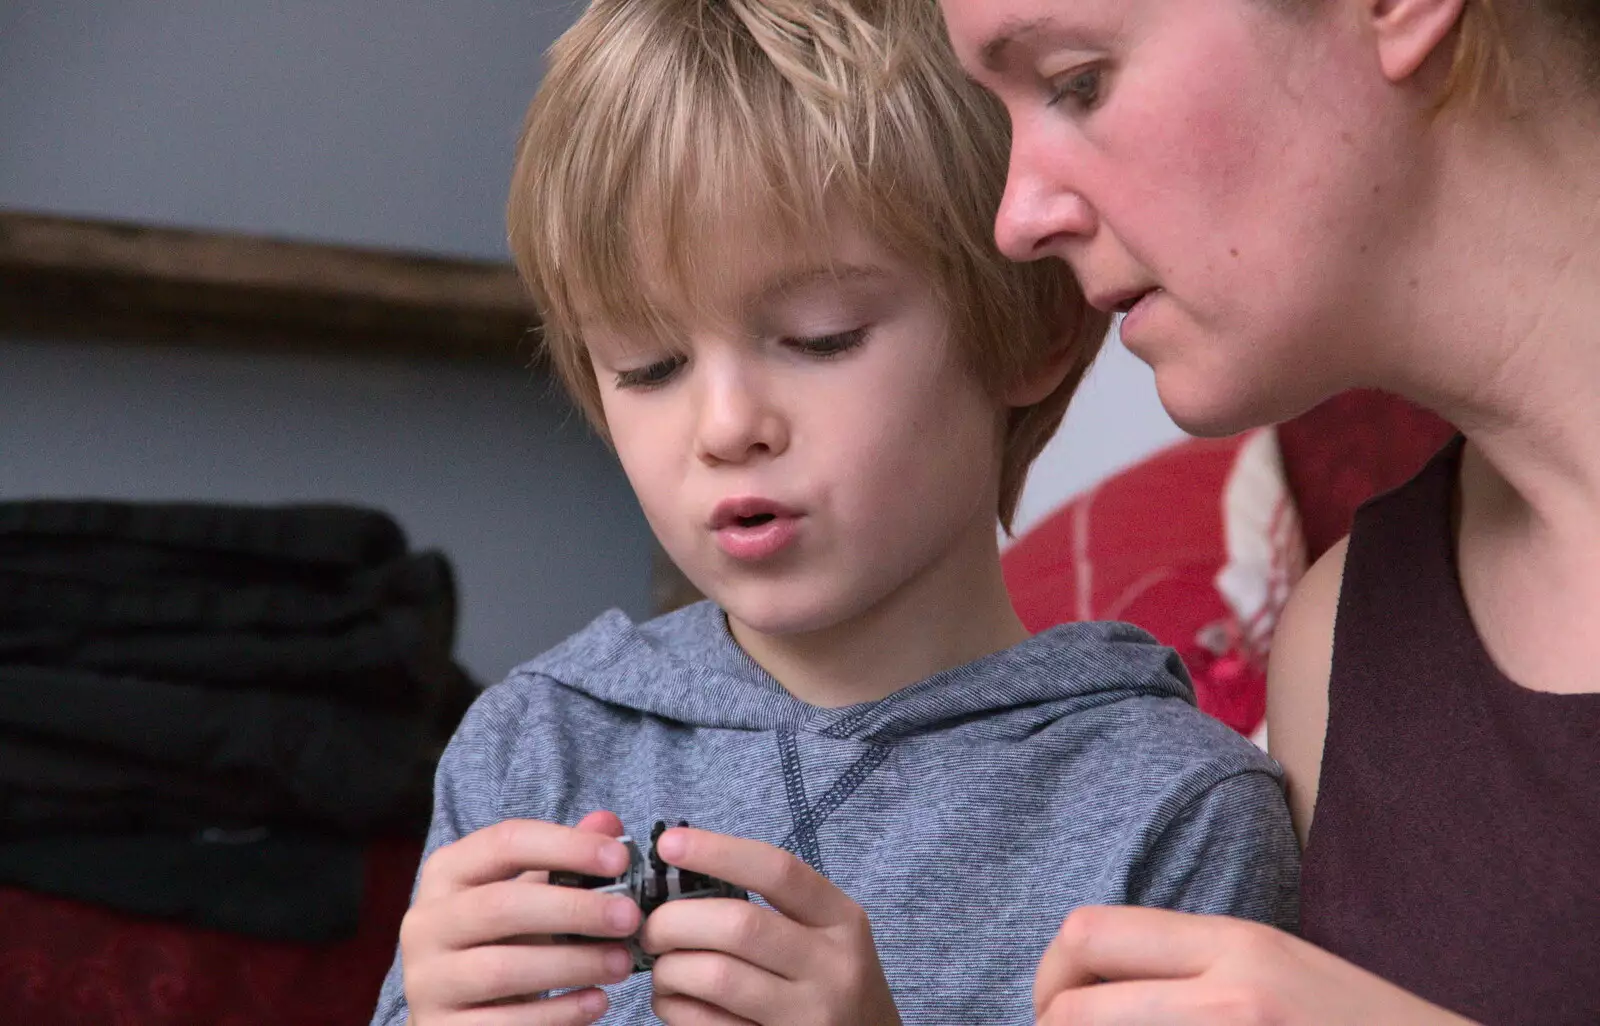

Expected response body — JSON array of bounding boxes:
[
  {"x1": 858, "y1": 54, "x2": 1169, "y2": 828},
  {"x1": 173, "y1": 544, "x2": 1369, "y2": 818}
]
[{"x1": 709, "y1": 497, "x2": 803, "y2": 561}]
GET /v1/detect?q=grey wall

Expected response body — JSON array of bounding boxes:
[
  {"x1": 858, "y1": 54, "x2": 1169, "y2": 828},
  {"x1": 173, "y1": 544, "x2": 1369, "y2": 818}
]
[
  {"x1": 0, "y1": 1, "x2": 655, "y2": 685},
  {"x1": 0, "y1": 0, "x2": 581, "y2": 258}
]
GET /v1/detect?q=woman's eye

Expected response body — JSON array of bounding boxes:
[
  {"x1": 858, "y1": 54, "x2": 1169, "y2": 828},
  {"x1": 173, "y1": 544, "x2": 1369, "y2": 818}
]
[
  {"x1": 789, "y1": 327, "x2": 868, "y2": 357},
  {"x1": 1047, "y1": 67, "x2": 1104, "y2": 111},
  {"x1": 614, "y1": 354, "x2": 685, "y2": 389}
]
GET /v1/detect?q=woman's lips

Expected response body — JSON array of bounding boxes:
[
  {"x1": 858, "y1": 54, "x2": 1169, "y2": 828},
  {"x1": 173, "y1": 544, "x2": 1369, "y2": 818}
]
[{"x1": 1117, "y1": 287, "x2": 1163, "y2": 341}]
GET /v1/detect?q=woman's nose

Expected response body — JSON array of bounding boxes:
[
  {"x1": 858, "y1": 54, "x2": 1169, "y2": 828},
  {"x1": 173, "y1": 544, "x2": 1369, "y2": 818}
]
[{"x1": 994, "y1": 134, "x2": 1098, "y2": 262}]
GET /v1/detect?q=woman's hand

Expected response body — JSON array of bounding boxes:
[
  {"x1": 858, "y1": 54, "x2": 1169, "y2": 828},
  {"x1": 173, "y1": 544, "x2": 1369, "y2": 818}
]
[
  {"x1": 640, "y1": 827, "x2": 901, "y2": 1026},
  {"x1": 1034, "y1": 906, "x2": 1479, "y2": 1025}
]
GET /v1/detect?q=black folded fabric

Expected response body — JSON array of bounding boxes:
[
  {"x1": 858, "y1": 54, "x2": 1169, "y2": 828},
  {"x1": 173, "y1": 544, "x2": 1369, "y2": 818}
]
[
  {"x1": 1, "y1": 731, "x2": 296, "y2": 836},
  {"x1": 0, "y1": 667, "x2": 450, "y2": 835},
  {"x1": 0, "y1": 829, "x2": 365, "y2": 941},
  {"x1": 0, "y1": 498, "x2": 479, "y2": 848},
  {"x1": 0, "y1": 556, "x2": 468, "y2": 712},
  {"x1": 0, "y1": 500, "x2": 408, "y2": 571},
  {"x1": 0, "y1": 550, "x2": 453, "y2": 634}
]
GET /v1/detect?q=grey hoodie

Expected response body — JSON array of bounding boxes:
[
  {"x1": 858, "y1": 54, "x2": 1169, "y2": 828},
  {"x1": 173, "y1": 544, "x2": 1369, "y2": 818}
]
[{"x1": 372, "y1": 601, "x2": 1299, "y2": 1024}]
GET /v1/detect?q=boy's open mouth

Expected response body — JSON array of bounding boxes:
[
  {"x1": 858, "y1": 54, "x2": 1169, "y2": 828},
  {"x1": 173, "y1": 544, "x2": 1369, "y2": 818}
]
[
  {"x1": 709, "y1": 498, "x2": 801, "y2": 532},
  {"x1": 710, "y1": 498, "x2": 803, "y2": 561}
]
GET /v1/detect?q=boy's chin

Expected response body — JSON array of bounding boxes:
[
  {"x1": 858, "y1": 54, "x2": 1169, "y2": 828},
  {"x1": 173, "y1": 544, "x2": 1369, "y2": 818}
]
[{"x1": 712, "y1": 586, "x2": 853, "y2": 641}]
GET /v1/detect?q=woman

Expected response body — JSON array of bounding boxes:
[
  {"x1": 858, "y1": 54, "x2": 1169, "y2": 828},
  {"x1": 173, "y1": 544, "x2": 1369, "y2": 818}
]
[{"x1": 940, "y1": 0, "x2": 1599, "y2": 1023}]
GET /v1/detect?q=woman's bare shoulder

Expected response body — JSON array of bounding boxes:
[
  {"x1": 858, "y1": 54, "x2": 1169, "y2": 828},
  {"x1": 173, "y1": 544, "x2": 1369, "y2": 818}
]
[{"x1": 1266, "y1": 536, "x2": 1348, "y2": 847}]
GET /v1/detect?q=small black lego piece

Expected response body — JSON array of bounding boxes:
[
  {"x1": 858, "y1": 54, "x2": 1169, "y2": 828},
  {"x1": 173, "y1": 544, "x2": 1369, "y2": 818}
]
[{"x1": 550, "y1": 819, "x2": 748, "y2": 972}]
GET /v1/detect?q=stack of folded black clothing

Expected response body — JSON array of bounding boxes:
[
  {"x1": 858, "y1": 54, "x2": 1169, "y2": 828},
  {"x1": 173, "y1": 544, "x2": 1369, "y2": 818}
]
[{"x1": 0, "y1": 500, "x2": 479, "y2": 941}]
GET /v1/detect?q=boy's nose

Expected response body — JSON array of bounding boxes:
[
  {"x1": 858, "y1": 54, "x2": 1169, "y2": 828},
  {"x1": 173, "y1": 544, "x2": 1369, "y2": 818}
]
[{"x1": 694, "y1": 373, "x2": 788, "y2": 467}]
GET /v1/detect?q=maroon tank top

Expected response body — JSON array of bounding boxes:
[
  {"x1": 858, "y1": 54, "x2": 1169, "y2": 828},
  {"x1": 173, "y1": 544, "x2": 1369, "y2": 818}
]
[{"x1": 1300, "y1": 437, "x2": 1600, "y2": 1024}]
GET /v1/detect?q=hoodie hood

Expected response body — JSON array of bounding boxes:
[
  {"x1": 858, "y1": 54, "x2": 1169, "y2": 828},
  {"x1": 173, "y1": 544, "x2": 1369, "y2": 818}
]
[{"x1": 518, "y1": 601, "x2": 1195, "y2": 741}]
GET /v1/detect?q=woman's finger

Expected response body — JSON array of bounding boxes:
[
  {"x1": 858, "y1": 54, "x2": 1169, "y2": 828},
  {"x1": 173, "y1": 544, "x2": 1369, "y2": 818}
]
[
  {"x1": 1039, "y1": 978, "x2": 1248, "y2": 1026},
  {"x1": 1034, "y1": 907, "x2": 1231, "y2": 1014}
]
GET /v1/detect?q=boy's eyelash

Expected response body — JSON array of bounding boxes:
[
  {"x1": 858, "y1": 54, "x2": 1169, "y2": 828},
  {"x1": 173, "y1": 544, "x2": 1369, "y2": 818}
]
[
  {"x1": 614, "y1": 354, "x2": 686, "y2": 390},
  {"x1": 789, "y1": 327, "x2": 868, "y2": 357},
  {"x1": 610, "y1": 328, "x2": 867, "y2": 389},
  {"x1": 1046, "y1": 66, "x2": 1105, "y2": 111}
]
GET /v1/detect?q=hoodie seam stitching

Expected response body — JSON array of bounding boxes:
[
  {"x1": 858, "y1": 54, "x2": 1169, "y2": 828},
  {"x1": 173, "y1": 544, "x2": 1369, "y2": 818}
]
[
  {"x1": 779, "y1": 743, "x2": 893, "y2": 867},
  {"x1": 777, "y1": 728, "x2": 823, "y2": 871}
]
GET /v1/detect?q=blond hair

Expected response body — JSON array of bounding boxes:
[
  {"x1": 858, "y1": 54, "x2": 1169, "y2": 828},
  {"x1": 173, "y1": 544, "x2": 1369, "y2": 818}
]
[
  {"x1": 508, "y1": 0, "x2": 1107, "y2": 532},
  {"x1": 1440, "y1": 0, "x2": 1514, "y2": 108},
  {"x1": 1426, "y1": 0, "x2": 1600, "y2": 108}
]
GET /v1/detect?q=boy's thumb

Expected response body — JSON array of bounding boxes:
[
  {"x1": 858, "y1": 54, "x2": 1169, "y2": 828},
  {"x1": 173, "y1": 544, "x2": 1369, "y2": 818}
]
[{"x1": 575, "y1": 809, "x2": 626, "y2": 838}]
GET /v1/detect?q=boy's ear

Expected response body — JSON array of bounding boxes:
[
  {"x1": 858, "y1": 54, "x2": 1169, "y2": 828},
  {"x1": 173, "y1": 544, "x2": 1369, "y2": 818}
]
[
  {"x1": 1002, "y1": 341, "x2": 1081, "y2": 409},
  {"x1": 1361, "y1": 0, "x2": 1468, "y2": 83}
]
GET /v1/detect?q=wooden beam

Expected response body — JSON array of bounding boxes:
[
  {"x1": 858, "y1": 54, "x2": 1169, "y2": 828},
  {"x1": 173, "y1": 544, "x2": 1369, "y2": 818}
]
[{"x1": 0, "y1": 209, "x2": 543, "y2": 364}]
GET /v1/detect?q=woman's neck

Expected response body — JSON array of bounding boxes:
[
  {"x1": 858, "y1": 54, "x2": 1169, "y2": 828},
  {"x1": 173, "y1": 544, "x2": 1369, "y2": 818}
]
[
  {"x1": 1375, "y1": 97, "x2": 1600, "y2": 695},
  {"x1": 1379, "y1": 99, "x2": 1600, "y2": 534}
]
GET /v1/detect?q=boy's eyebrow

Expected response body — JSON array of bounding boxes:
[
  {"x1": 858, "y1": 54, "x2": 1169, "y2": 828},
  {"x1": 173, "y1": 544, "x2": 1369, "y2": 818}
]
[{"x1": 755, "y1": 263, "x2": 889, "y2": 302}]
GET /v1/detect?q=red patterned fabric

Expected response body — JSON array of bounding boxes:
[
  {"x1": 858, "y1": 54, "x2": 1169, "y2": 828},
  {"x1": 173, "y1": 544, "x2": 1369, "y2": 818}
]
[
  {"x1": 0, "y1": 837, "x2": 418, "y2": 1026},
  {"x1": 1003, "y1": 389, "x2": 1457, "y2": 741},
  {"x1": 1003, "y1": 434, "x2": 1269, "y2": 737}
]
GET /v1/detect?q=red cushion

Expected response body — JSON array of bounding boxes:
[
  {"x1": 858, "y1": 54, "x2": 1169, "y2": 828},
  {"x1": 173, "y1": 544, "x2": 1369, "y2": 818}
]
[
  {"x1": 0, "y1": 838, "x2": 418, "y2": 1026},
  {"x1": 1004, "y1": 434, "x2": 1268, "y2": 737},
  {"x1": 1004, "y1": 389, "x2": 1456, "y2": 741}
]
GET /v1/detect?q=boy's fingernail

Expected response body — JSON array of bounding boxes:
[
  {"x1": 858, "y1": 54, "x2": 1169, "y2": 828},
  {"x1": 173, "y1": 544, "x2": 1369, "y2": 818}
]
[
  {"x1": 579, "y1": 989, "x2": 607, "y2": 1016},
  {"x1": 656, "y1": 830, "x2": 685, "y2": 861},
  {"x1": 606, "y1": 898, "x2": 637, "y2": 932},
  {"x1": 604, "y1": 947, "x2": 632, "y2": 977},
  {"x1": 600, "y1": 841, "x2": 628, "y2": 872}
]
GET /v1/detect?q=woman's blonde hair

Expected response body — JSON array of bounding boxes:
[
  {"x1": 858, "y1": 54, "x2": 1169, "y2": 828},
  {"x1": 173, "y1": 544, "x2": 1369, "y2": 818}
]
[
  {"x1": 1440, "y1": 0, "x2": 1514, "y2": 107},
  {"x1": 1430, "y1": 0, "x2": 1600, "y2": 108},
  {"x1": 508, "y1": 0, "x2": 1108, "y2": 532}
]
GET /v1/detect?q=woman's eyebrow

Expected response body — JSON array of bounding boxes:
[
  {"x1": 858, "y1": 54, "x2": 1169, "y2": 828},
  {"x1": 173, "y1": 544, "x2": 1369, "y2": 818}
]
[{"x1": 979, "y1": 16, "x2": 1095, "y2": 72}]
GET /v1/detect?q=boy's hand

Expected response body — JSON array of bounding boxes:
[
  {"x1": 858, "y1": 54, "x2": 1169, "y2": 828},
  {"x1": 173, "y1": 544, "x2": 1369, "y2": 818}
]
[
  {"x1": 1033, "y1": 906, "x2": 1480, "y2": 1026},
  {"x1": 399, "y1": 811, "x2": 642, "y2": 1026},
  {"x1": 640, "y1": 827, "x2": 901, "y2": 1026}
]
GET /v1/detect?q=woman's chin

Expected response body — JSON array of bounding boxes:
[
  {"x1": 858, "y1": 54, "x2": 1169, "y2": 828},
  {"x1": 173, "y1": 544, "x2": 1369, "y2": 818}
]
[
  {"x1": 1154, "y1": 368, "x2": 1321, "y2": 438},
  {"x1": 1155, "y1": 381, "x2": 1258, "y2": 437}
]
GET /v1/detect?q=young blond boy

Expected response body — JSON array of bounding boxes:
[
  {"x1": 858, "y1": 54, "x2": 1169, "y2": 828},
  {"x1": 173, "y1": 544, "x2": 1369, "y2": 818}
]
[{"x1": 371, "y1": 1, "x2": 1298, "y2": 1023}]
